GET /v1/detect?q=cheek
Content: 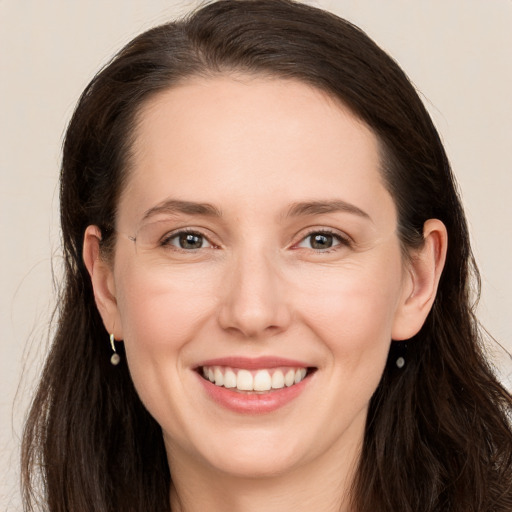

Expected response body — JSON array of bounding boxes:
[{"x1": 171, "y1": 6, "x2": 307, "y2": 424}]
[
  {"x1": 116, "y1": 259, "x2": 216, "y2": 336},
  {"x1": 111, "y1": 265, "x2": 225, "y2": 441},
  {"x1": 294, "y1": 256, "x2": 405, "y2": 361},
  {"x1": 113, "y1": 264, "x2": 218, "y2": 388}
]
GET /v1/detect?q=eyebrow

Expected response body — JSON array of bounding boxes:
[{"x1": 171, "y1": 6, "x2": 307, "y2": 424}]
[
  {"x1": 140, "y1": 198, "x2": 370, "y2": 222},
  {"x1": 141, "y1": 199, "x2": 222, "y2": 221},
  {"x1": 285, "y1": 199, "x2": 371, "y2": 220}
]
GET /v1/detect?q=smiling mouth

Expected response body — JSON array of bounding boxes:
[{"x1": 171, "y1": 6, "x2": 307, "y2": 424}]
[{"x1": 198, "y1": 365, "x2": 316, "y2": 393}]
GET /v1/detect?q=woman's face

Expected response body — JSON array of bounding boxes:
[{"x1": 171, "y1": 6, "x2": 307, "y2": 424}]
[{"x1": 103, "y1": 76, "x2": 418, "y2": 479}]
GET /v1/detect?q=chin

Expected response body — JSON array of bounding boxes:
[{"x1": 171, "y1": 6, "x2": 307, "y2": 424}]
[
  {"x1": 206, "y1": 449, "x2": 302, "y2": 480},
  {"x1": 170, "y1": 425, "x2": 308, "y2": 480}
]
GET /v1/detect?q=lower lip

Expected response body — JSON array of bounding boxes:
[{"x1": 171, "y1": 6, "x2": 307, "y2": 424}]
[{"x1": 196, "y1": 372, "x2": 312, "y2": 414}]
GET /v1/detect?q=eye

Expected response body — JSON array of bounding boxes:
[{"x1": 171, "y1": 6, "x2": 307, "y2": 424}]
[
  {"x1": 296, "y1": 231, "x2": 347, "y2": 251},
  {"x1": 164, "y1": 231, "x2": 213, "y2": 250}
]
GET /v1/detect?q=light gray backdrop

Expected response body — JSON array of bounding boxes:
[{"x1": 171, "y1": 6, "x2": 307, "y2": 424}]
[{"x1": 1, "y1": 1, "x2": 511, "y2": 509}]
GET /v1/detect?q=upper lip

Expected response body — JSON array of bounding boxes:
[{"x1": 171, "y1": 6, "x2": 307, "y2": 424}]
[{"x1": 195, "y1": 356, "x2": 312, "y2": 370}]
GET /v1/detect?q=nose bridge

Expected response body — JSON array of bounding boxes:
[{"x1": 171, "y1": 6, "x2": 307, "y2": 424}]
[{"x1": 218, "y1": 242, "x2": 291, "y2": 338}]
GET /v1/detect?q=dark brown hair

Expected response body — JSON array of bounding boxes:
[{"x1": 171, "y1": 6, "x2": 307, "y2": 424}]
[{"x1": 22, "y1": 1, "x2": 512, "y2": 510}]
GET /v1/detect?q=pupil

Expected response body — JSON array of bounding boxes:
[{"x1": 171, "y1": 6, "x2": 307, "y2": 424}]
[
  {"x1": 311, "y1": 233, "x2": 332, "y2": 249},
  {"x1": 180, "y1": 233, "x2": 202, "y2": 249}
]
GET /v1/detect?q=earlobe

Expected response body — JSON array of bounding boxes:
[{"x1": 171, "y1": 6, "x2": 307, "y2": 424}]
[
  {"x1": 392, "y1": 219, "x2": 448, "y2": 341},
  {"x1": 83, "y1": 225, "x2": 123, "y2": 339}
]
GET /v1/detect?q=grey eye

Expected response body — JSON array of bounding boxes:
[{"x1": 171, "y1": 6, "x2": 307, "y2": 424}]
[
  {"x1": 309, "y1": 233, "x2": 334, "y2": 249},
  {"x1": 170, "y1": 232, "x2": 209, "y2": 250},
  {"x1": 296, "y1": 231, "x2": 345, "y2": 251}
]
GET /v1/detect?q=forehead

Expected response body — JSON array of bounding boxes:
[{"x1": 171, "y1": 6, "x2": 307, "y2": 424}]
[{"x1": 119, "y1": 75, "x2": 394, "y2": 227}]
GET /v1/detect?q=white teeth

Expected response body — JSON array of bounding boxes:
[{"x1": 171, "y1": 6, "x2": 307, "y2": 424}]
[
  {"x1": 293, "y1": 368, "x2": 307, "y2": 383},
  {"x1": 237, "y1": 369, "x2": 253, "y2": 391},
  {"x1": 271, "y1": 370, "x2": 285, "y2": 389},
  {"x1": 214, "y1": 367, "x2": 224, "y2": 387},
  {"x1": 201, "y1": 365, "x2": 309, "y2": 392},
  {"x1": 253, "y1": 370, "x2": 272, "y2": 391},
  {"x1": 284, "y1": 369, "x2": 295, "y2": 387},
  {"x1": 224, "y1": 369, "x2": 237, "y2": 388}
]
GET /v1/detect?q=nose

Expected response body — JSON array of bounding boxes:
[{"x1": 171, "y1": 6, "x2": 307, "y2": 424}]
[{"x1": 217, "y1": 250, "x2": 292, "y2": 339}]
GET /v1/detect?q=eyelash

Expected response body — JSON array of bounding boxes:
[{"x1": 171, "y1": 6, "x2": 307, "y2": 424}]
[
  {"x1": 160, "y1": 228, "x2": 215, "y2": 250},
  {"x1": 293, "y1": 229, "x2": 352, "y2": 253},
  {"x1": 159, "y1": 228, "x2": 351, "y2": 253}
]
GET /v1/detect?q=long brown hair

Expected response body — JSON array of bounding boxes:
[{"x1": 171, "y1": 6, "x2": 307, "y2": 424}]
[{"x1": 22, "y1": 1, "x2": 512, "y2": 510}]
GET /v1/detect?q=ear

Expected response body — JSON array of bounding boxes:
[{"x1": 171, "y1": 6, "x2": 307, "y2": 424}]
[
  {"x1": 83, "y1": 225, "x2": 123, "y2": 340},
  {"x1": 392, "y1": 219, "x2": 448, "y2": 340}
]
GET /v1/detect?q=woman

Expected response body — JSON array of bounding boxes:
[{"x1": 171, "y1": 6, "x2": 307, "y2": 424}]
[{"x1": 21, "y1": 0, "x2": 512, "y2": 510}]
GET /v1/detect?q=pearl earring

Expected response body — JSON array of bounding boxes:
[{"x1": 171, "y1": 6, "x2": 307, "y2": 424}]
[{"x1": 110, "y1": 333, "x2": 121, "y2": 365}]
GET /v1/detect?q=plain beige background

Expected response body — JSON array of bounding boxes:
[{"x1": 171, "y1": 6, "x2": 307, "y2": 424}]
[{"x1": 1, "y1": 0, "x2": 511, "y2": 508}]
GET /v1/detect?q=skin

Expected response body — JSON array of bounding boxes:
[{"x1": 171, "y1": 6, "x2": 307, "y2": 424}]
[{"x1": 84, "y1": 76, "x2": 447, "y2": 512}]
